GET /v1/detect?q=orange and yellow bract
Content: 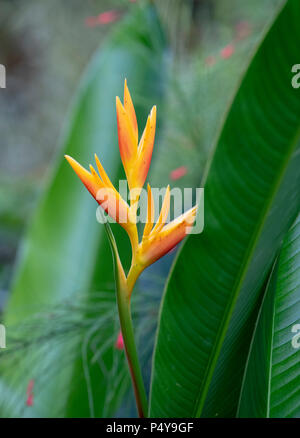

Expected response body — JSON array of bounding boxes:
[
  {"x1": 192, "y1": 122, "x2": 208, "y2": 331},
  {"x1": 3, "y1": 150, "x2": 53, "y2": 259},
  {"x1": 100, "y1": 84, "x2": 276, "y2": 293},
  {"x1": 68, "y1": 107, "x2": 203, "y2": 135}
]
[
  {"x1": 65, "y1": 79, "x2": 197, "y2": 291},
  {"x1": 139, "y1": 184, "x2": 197, "y2": 268},
  {"x1": 116, "y1": 79, "x2": 156, "y2": 193}
]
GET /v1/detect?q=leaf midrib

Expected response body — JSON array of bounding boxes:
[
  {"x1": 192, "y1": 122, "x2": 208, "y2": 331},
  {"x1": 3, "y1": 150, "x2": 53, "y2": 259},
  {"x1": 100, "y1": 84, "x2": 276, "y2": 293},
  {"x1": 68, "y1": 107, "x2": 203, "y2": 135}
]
[
  {"x1": 194, "y1": 134, "x2": 300, "y2": 417},
  {"x1": 266, "y1": 280, "x2": 276, "y2": 418}
]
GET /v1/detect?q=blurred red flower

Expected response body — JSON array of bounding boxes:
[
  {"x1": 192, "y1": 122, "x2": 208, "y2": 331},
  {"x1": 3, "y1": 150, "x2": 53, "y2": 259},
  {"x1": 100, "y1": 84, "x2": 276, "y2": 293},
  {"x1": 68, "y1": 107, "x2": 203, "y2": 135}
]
[
  {"x1": 115, "y1": 331, "x2": 124, "y2": 350},
  {"x1": 26, "y1": 380, "x2": 34, "y2": 407},
  {"x1": 170, "y1": 166, "x2": 187, "y2": 181},
  {"x1": 220, "y1": 44, "x2": 235, "y2": 59},
  {"x1": 85, "y1": 10, "x2": 121, "y2": 27}
]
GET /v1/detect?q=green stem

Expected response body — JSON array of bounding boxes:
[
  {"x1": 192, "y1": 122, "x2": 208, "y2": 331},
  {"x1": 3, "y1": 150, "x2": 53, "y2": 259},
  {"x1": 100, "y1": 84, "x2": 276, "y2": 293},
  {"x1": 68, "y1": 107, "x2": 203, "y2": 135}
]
[
  {"x1": 103, "y1": 219, "x2": 148, "y2": 417},
  {"x1": 116, "y1": 281, "x2": 148, "y2": 418}
]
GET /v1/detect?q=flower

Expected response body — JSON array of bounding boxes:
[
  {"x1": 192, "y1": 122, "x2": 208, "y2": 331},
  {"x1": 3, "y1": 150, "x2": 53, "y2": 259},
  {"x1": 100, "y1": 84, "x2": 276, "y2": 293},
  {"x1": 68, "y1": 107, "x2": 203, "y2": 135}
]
[
  {"x1": 116, "y1": 79, "x2": 156, "y2": 194},
  {"x1": 65, "y1": 80, "x2": 197, "y2": 290},
  {"x1": 65, "y1": 154, "x2": 131, "y2": 231},
  {"x1": 220, "y1": 44, "x2": 235, "y2": 59},
  {"x1": 138, "y1": 184, "x2": 197, "y2": 268},
  {"x1": 85, "y1": 10, "x2": 120, "y2": 27},
  {"x1": 170, "y1": 166, "x2": 187, "y2": 181},
  {"x1": 115, "y1": 331, "x2": 124, "y2": 350},
  {"x1": 26, "y1": 380, "x2": 34, "y2": 407},
  {"x1": 65, "y1": 80, "x2": 198, "y2": 418}
]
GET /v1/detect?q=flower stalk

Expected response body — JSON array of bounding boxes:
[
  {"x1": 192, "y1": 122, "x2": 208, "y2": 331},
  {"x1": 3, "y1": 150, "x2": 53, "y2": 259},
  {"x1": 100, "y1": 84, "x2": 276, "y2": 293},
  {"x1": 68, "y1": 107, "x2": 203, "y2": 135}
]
[
  {"x1": 104, "y1": 220, "x2": 147, "y2": 417},
  {"x1": 116, "y1": 282, "x2": 148, "y2": 418}
]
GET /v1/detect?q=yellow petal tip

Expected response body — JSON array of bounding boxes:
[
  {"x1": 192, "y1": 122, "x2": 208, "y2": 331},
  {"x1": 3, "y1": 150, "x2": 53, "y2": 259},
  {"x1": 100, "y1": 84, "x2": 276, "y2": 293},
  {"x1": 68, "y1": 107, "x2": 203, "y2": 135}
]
[{"x1": 65, "y1": 154, "x2": 80, "y2": 169}]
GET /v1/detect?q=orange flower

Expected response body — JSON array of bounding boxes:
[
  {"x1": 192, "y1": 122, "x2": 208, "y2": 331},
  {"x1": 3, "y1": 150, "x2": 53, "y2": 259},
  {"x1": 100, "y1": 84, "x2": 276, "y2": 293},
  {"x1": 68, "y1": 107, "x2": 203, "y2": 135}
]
[
  {"x1": 138, "y1": 184, "x2": 197, "y2": 268},
  {"x1": 65, "y1": 79, "x2": 197, "y2": 292},
  {"x1": 65, "y1": 80, "x2": 198, "y2": 418},
  {"x1": 64, "y1": 154, "x2": 131, "y2": 230},
  {"x1": 116, "y1": 79, "x2": 156, "y2": 194}
]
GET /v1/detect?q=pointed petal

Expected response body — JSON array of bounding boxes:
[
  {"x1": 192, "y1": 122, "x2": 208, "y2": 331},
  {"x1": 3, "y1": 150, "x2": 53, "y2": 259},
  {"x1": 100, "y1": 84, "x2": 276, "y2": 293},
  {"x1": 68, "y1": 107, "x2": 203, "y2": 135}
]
[
  {"x1": 94, "y1": 153, "x2": 115, "y2": 190},
  {"x1": 96, "y1": 186, "x2": 130, "y2": 227},
  {"x1": 138, "y1": 115, "x2": 150, "y2": 154},
  {"x1": 152, "y1": 185, "x2": 170, "y2": 235},
  {"x1": 141, "y1": 205, "x2": 197, "y2": 267},
  {"x1": 116, "y1": 96, "x2": 137, "y2": 182},
  {"x1": 65, "y1": 155, "x2": 100, "y2": 199},
  {"x1": 142, "y1": 184, "x2": 155, "y2": 240},
  {"x1": 93, "y1": 156, "x2": 127, "y2": 210},
  {"x1": 89, "y1": 164, "x2": 103, "y2": 187},
  {"x1": 162, "y1": 205, "x2": 197, "y2": 236},
  {"x1": 135, "y1": 105, "x2": 156, "y2": 188},
  {"x1": 65, "y1": 155, "x2": 130, "y2": 228},
  {"x1": 124, "y1": 79, "x2": 138, "y2": 143}
]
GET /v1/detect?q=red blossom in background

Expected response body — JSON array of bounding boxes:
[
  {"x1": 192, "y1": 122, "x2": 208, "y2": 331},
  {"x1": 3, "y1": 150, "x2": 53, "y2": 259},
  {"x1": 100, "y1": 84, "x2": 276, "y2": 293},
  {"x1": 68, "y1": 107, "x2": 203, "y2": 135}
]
[
  {"x1": 115, "y1": 331, "x2": 124, "y2": 350},
  {"x1": 26, "y1": 394, "x2": 34, "y2": 407},
  {"x1": 220, "y1": 44, "x2": 235, "y2": 59},
  {"x1": 205, "y1": 21, "x2": 250, "y2": 67},
  {"x1": 170, "y1": 166, "x2": 187, "y2": 181},
  {"x1": 85, "y1": 10, "x2": 121, "y2": 28},
  {"x1": 26, "y1": 379, "x2": 34, "y2": 407}
]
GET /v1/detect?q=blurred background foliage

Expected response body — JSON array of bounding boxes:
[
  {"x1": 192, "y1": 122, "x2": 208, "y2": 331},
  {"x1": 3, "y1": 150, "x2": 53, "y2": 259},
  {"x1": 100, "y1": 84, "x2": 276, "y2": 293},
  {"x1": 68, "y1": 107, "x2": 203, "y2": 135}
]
[
  {"x1": 0, "y1": 0, "x2": 284, "y2": 417},
  {"x1": 0, "y1": 0, "x2": 283, "y2": 312}
]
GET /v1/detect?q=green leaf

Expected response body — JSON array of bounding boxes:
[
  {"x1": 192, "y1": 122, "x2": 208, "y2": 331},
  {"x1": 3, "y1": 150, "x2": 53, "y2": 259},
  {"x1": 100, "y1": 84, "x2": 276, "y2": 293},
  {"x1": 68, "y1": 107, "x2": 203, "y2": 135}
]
[
  {"x1": 150, "y1": 0, "x2": 300, "y2": 418},
  {"x1": 0, "y1": 4, "x2": 166, "y2": 418},
  {"x1": 150, "y1": 0, "x2": 279, "y2": 190},
  {"x1": 238, "y1": 214, "x2": 300, "y2": 418}
]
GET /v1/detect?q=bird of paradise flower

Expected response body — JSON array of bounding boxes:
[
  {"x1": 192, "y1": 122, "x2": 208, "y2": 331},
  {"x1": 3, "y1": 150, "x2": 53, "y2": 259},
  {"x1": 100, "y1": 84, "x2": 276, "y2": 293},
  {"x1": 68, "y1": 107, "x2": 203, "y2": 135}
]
[{"x1": 65, "y1": 79, "x2": 197, "y2": 417}]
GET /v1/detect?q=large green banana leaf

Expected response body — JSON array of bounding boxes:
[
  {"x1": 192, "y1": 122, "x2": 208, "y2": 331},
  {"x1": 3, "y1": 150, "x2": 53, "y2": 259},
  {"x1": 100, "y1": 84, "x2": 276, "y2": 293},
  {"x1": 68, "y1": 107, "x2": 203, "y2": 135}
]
[
  {"x1": 150, "y1": 0, "x2": 300, "y2": 418},
  {"x1": 0, "y1": 4, "x2": 166, "y2": 418},
  {"x1": 238, "y1": 214, "x2": 300, "y2": 417}
]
